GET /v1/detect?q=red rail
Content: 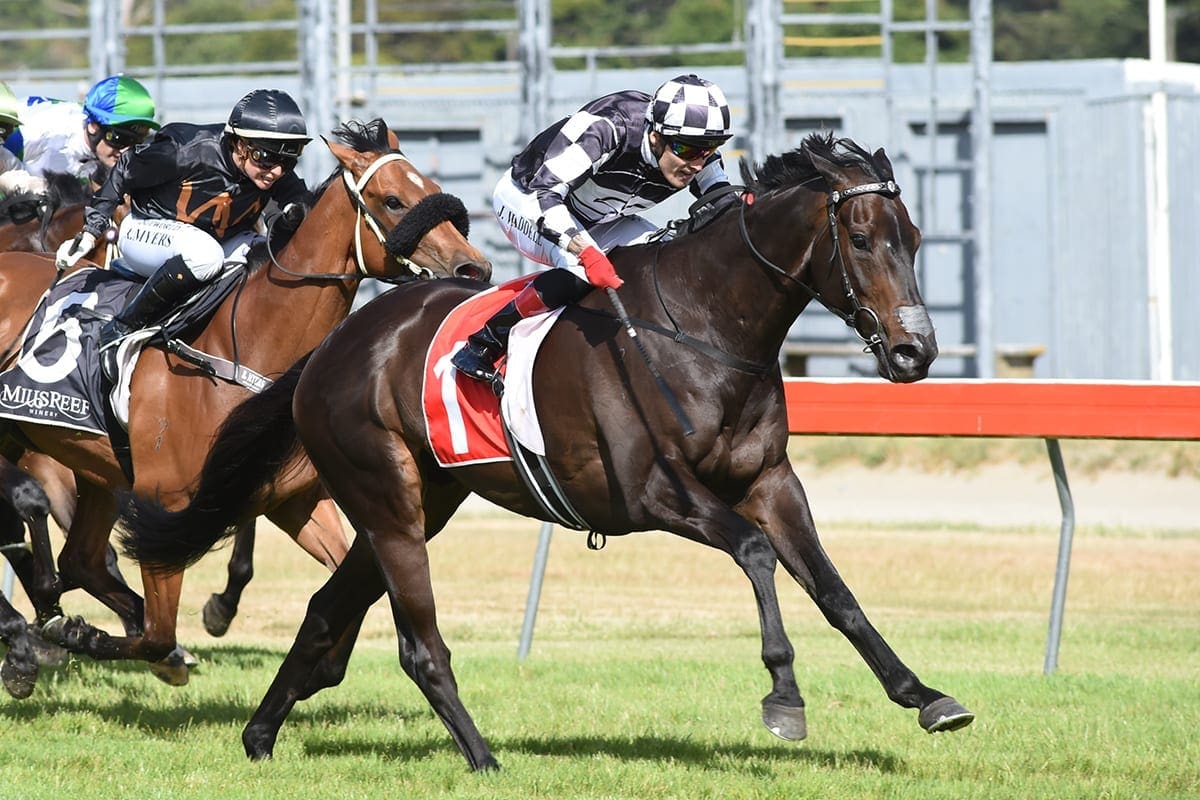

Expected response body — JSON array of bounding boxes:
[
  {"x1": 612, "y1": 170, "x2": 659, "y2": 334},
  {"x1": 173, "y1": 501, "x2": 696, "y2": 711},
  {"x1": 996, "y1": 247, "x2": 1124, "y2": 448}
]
[
  {"x1": 784, "y1": 379, "x2": 1200, "y2": 440},
  {"x1": 782, "y1": 377, "x2": 1200, "y2": 674}
]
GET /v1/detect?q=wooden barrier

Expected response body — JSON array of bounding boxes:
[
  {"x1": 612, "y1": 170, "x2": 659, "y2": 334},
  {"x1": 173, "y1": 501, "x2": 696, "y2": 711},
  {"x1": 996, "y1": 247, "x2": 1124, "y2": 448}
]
[{"x1": 520, "y1": 379, "x2": 1200, "y2": 672}]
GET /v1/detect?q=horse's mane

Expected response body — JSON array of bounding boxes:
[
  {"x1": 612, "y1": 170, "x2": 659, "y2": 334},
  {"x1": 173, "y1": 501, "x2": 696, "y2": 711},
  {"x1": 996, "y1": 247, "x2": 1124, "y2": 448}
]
[
  {"x1": 311, "y1": 118, "x2": 398, "y2": 197},
  {"x1": 740, "y1": 131, "x2": 892, "y2": 196}
]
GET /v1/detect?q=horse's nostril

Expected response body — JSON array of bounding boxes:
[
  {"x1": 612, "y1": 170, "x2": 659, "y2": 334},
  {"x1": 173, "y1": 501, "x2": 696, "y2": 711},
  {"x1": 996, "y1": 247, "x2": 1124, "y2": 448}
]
[{"x1": 455, "y1": 262, "x2": 491, "y2": 281}]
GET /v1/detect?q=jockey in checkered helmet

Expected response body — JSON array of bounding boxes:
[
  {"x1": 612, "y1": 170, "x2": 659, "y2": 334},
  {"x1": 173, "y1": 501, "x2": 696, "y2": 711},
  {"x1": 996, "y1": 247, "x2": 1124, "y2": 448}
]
[
  {"x1": 450, "y1": 72, "x2": 740, "y2": 387},
  {"x1": 646, "y1": 74, "x2": 733, "y2": 149}
]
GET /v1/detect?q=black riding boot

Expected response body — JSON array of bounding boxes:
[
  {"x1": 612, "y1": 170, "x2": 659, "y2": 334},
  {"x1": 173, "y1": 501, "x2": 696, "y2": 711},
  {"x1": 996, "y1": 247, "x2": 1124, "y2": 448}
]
[
  {"x1": 451, "y1": 270, "x2": 592, "y2": 389},
  {"x1": 450, "y1": 300, "x2": 528, "y2": 387},
  {"x1": 99, "y1": 255, "x2": 204, "y2": 381}
]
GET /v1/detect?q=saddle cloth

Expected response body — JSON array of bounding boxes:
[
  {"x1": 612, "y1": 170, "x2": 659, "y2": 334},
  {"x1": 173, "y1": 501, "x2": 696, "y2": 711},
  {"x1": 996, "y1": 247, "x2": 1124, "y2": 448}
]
[
  {"x1": 0, "y1": 267, "x2": 129, "y2": 434},
  {"x1": 422, "y1": 275, "x2": 561, "y2": 468},
  {"x1": 0, "y1": 264, "x2": 240, "y2": 435}
]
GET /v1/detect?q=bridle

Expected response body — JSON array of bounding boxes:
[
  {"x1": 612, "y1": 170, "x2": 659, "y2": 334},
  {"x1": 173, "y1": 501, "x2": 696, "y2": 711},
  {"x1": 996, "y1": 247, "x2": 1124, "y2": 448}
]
[
  {"x1": 629, "y1": 177, "x2": 903, "y2": 378},
  {"x1": 265, "y1": 151, "x2": 434, "y2": 283},
  {"x1": 738, "y1": 177, "x2": 901, "y2": 375}
]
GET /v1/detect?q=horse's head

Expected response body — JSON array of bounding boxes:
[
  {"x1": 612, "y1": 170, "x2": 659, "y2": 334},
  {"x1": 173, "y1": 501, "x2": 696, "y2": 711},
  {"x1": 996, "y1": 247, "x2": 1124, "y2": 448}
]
[
  {"x1": 325, "y1": 119, "x2": 490, "y2": 282},
  {"x1": 796, "y1": 134, "x2": 936, "y2": 382}
]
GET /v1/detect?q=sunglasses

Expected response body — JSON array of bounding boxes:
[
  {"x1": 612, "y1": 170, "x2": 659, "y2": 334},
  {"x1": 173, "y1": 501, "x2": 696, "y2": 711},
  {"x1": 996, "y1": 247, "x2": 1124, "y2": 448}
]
[
  {"x1": 102, "y1": 126, "x2": 148, "y2": 150},
  {"x1": 666, "y1": 139, "x2": 717, "y2": 162},
  {"x1": 246, "y1": 146, "x2": 298, "y2": 172}
]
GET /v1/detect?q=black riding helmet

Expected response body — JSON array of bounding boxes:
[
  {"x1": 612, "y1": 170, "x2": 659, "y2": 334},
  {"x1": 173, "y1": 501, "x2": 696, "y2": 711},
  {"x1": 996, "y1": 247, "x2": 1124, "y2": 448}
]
[{"x1": 224, "y1": 89, "x2": 312, "y2": 158}]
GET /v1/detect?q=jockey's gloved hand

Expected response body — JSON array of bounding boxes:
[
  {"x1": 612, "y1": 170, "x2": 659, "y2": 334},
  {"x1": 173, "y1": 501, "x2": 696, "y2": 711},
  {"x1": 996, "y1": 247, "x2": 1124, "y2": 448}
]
[
  {"x1": 579, "y1": 246, "x2": 624, "y2": 290},
  {"x1": 278, "y1": 202, "x2": 307, "y2": 231},
  {"x1": 54, "y1": 230, "x2": 98, "y2": 271}
]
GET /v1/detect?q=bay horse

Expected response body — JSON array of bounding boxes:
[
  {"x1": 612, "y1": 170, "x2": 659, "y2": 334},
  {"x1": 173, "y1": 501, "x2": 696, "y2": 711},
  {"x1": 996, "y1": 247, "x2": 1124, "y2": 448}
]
[
  {"x1": 0, "y1": 169, "x2": 266, "y2": 669},
  {"x1": 0, "y1": 169, "x2": 310, "y2": 653},
  {"x1": 119, "y1": 132, "x2": 972, "y2": 770},
  {"x1": 0, "y1": 118, "x2": 490, "y2": 688}
]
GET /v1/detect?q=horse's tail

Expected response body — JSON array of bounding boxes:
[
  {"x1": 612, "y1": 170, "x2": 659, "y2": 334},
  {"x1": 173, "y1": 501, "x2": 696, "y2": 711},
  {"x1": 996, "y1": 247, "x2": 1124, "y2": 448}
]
[{"x1": 116, "y1": 352, "x2": 312, "y2": 573}]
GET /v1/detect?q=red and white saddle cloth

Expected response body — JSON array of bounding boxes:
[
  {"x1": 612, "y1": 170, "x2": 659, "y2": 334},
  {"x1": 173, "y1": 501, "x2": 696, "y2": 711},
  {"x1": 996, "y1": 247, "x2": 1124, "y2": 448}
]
[{"x1": 421, "y1": 275, "x2": 561, "y2": 468}]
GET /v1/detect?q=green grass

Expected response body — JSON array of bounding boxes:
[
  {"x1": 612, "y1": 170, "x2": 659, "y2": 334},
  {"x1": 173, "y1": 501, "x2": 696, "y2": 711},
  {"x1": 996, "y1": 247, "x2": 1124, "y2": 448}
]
[{"x1": 1, "y1": 511, "x2": 1198, "y2": 799}]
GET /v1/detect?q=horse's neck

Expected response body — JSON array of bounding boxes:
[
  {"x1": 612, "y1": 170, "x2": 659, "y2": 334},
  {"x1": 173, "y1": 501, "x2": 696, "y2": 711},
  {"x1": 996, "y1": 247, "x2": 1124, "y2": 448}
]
[
  {"x1": 195, "y1": 194, "x2": 362, "y2": 369},
  {"x1": 667, "y1": 187, "x2": 823, "y2": 360}
]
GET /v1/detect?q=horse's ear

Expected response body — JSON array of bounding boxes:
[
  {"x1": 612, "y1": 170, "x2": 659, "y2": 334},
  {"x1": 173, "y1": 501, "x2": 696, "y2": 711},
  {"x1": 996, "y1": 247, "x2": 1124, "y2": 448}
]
[
  {"x1": 325, "y1": 137, "x2": 361, "y2": 171},
  {"x1": 807, "y1": 149, "x2": 846, "y2": 189},
  {"x1": 386, "y1": 127, "x2": 401, "y2": 151},
  {"x1": 873, "y1": 147, "x2": 895, "y2": 180}
]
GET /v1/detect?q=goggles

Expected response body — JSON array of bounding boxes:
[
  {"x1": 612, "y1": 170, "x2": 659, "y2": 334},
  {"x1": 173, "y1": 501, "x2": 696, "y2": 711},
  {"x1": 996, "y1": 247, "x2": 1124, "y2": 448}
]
[
  {"x1": 0, "y1": 124, "x2": 14, "y2": 142},
  {"x1": 102, "y1": 125, "x2": 150, "y2": 150},
  {"x1": 666, "y1": 139, "x2": 718, "y2": 162},
  {"x1": 245, "y1": 145, "x2": 299, "y2": 172}
]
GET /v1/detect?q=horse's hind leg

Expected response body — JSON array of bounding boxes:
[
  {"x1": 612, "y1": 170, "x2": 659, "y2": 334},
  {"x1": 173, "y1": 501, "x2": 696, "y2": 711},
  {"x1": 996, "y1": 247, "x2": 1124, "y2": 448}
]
[
  {"x1": 0, "y1": 460, "x2": 65, "y2": 626},
  {"x1": 747, "y1": 463, "x2": 973, "y2": 733},
  {"x1": 0, "y1": 589, "x2": 38, "y2": 699},
  {"x1": 243, "y1": 536, "x2": 383, "y2": 761},
  {"x1": 202, "y1": 521, "x2": 255, "y2": 637}
]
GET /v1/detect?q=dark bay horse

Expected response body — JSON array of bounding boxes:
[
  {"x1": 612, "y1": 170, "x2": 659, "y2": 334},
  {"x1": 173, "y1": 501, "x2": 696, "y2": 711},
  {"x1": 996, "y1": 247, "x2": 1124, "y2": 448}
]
[
  {"x1": 0, "y1": 118, "x2": 489, "y2": 689},
  {"x1": 120, "y1": 133, "x2": 971, "y2": 770}
]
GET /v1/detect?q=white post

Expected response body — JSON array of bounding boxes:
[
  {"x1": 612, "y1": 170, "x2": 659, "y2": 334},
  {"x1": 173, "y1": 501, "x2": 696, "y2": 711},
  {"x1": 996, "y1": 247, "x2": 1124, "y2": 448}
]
[{"x1": 1146, "y1": 0, "x2": 1173, "y2": 380}]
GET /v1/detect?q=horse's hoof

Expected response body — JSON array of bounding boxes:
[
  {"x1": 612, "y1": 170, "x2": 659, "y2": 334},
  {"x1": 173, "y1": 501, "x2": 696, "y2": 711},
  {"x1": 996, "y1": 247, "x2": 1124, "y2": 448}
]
[
  {"x1": 37, "y1": 614, "x2": 69, "y2": 644},
  {"x1": 202, "y1": 595, "x2": 234, "y2": 638},
  {"x1": 1, "y1": 653, "x2": 38, "y2": 699},
  {"x1": 178, "y1": 646, "x2": 200, "y2": 668},
  {"x1": 148, "y1": 646, "x2": 190, "y2": 686},
  {"x1": 919, "y1": 696, "x2": 975, "y2": 733},
  {"x1": 243, "y1": 724, "x2": 277, "y2": 761},
  {"x1": 762, "y1": 701, "x2": 807, "y2": 741},
  {"x1": 27, "y1": 629, "x2": 68, "y2": 667}
]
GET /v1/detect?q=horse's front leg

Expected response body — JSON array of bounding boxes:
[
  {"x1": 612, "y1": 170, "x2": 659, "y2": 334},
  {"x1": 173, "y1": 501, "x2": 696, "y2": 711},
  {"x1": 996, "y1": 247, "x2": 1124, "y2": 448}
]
[
  {"x1": 41, "y1": 482, "x2": 186, "y2": 683},
  {"x1": 53, "y1": 480, "x2": 144, "y2": 635},
  {"x1": 746, "y1": 462, "x2": 974, "y2": 733},
  {"x1": 652, "y1": 484, "x2": 807, "y2": 741}
]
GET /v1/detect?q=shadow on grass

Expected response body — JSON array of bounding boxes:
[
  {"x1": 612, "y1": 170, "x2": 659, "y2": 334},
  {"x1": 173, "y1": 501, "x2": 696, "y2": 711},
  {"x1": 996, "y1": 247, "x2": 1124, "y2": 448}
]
[
  {"x1": 303, "y1": 732, "x2": 904, "y2": 773},
  {"x1": 0, "y1": 642, "x2": 434, "y2": 735}
]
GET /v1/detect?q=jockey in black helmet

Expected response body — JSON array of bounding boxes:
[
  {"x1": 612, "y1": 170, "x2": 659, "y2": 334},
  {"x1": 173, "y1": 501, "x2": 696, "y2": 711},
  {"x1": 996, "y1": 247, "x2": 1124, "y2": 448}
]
[{"x1": 56, "y1": 89, "x2": 313, "y2": 378}]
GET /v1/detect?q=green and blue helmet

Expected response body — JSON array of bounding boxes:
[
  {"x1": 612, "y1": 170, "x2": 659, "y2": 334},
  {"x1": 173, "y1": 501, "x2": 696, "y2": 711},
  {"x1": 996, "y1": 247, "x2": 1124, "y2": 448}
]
[{"x1": 83, "y1": 75, "x2": 159, "y2": 131}]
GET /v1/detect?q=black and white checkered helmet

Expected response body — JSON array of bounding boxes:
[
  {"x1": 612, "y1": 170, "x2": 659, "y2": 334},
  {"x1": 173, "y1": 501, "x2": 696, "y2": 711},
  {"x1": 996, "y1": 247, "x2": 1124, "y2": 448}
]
[{"x1": 645, "y1": 74, "x2": 732, "y2": 146}]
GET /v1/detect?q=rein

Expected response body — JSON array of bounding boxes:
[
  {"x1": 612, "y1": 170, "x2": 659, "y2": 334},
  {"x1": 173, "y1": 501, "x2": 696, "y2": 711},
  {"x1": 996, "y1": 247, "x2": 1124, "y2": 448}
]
[{"x1": 737, "y1": 178, "x2": 901, "y2": 376}]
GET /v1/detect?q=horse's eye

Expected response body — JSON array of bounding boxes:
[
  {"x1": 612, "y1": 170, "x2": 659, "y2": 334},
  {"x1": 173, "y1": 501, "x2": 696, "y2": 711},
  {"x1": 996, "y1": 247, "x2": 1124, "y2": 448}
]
[
  {"x1": 384, "y1": 196, "x2": 405, "y2": 211},
  {"x1": 850, "y1": 232, "x2": 868, "y2": 250}
]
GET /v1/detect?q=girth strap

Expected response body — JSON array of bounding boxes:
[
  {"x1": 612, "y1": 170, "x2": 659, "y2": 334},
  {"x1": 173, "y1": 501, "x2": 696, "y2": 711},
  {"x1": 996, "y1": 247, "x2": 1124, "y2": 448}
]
[
  {"x1": 164, "y1": 339, "x2": 274, "y2": 394},
  {"x1": 501, "y1": 418, "x2": 590, "y2": 531}
]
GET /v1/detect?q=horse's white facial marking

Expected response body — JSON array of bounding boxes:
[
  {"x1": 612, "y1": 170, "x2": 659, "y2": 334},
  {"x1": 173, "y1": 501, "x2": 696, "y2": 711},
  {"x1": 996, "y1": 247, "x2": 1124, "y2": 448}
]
[
  {"x1": 407, "y1": 172, "x2": 427, "y2": 191},
  {"x1": 896, "y1": 305, "x2": 934, "y2": 336}
]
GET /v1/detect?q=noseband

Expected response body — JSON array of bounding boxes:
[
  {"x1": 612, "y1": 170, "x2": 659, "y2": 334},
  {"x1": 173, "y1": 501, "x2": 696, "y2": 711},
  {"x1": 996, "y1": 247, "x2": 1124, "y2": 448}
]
[
  {"x1": 739, "y1": 177, "x2": 901, "y2": 372},
  {"x1": 266, "y1": 151, "x2": 459, "y2": 283}
]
